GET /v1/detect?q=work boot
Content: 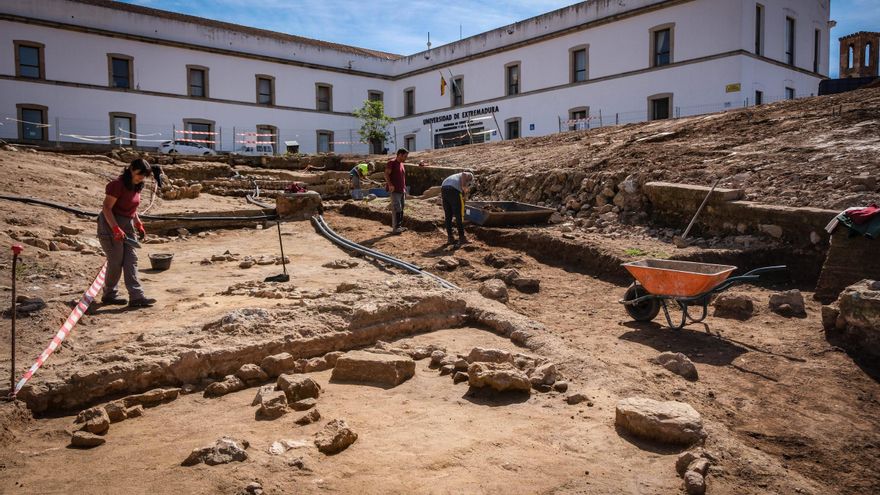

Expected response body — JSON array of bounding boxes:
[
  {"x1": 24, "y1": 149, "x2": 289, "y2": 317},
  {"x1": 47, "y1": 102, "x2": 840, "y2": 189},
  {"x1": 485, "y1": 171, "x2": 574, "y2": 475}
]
[
  {"x1": 128, "y1": 297, "x2": 157, "y2": 308},
  {"x1": 101, "y1": 296, "x2": 127, "y2": 306}
]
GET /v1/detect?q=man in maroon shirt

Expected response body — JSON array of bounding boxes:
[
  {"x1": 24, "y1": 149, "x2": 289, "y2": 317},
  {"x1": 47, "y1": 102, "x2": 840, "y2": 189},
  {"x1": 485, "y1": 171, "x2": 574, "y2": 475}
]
[{"x1": 384, "y1": 148, "x2": 408, "y2": 234}]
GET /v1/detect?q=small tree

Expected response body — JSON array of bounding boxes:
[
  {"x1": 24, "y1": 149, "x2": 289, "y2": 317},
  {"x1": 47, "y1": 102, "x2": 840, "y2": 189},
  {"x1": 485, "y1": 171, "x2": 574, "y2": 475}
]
[{"x1": 352, "y1": 100, "x2": 393, "y2": 153}]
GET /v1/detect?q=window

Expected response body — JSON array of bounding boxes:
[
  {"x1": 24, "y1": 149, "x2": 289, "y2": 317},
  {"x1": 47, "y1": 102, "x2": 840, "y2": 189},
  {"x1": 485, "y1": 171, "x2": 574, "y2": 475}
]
[
  {"x1": 785, "y1": 17, "x2": 795, "y2": 66},
  {"x1": 404, "y1": 88, "x2": 415, "y2": 116},
  {"x1": 866, "y1": 43, "x2": 873, "y2": 68},
  {"x1": 256, "y1": 75, "x2": 274, "y2": 105},
  {"x1": 316, "y1": 83, "x2": 332, "y2": 111},
  {"x1": 785, "y1": 87, "x2": 795, "y2": 100},
  {"x1": 505, "y1": 63, "x2": 520, "y2": 95},
  {"x1": 316, "y1": 130, "x2": 334, "y2": 153},
  {"x1": 569, "y1": 107, "x2": 588, "y2": 131},
  {"x1": 107, "y1": 54, "x2": 133, "y2": 89},
  {"x1": 187, "y1": 66, "x2": 208, "y2": 98},
  {"x1": 754, "y1": 90, "x2": 763, "y2": 105},
  {"x1": 812, "y1": 30, "x2": 820, "y2": 73},
  {"x1": 648, "y1": 94, "x2": 672, "y2": 120},
  {"x1": 570, "y1": 47, "x2": 588, "y2": 82},
  {"x1": 368, "y1": 90, "x2": 383, "y2": 102},
  {"x1": 755, "y1": 4, "x2": 764, "y2": 55},
  {"x1": 505, "y1": 118, "x2": 521, "y2": 140},
  {"x1": 110, "y1": 112, "x2": 136, "y2": 146},
  {"x1": 451, "y1": 76, "x2": 463, "y2": 107},
  {"x1": 650, "y1": 25, "x2": 674, "y2": 67},
  {"x1": 404, "y1": 135, "x2": 416, "y2": 152},
  {"x1": 256, "y1": 124, "x2": 277, "y2": 153},
  {"x1": 16, "y1": 104, "x2": 47, "y2": 141},
  {"x1": 182, "y1": 119, "x2": 215, "y2": 149},
  {"x1": 14, "y1": 41, "x2": 44, "y2": 79},
  {"x1": 848, "y1": 45, "x2": 854, "y2": 69}
]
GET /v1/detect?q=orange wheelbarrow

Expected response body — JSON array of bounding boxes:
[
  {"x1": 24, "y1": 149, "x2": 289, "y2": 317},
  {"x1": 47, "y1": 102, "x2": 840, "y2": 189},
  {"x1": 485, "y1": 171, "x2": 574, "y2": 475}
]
[{"x1": 619, "y1": 259, "x2": 787, "y2": 329}]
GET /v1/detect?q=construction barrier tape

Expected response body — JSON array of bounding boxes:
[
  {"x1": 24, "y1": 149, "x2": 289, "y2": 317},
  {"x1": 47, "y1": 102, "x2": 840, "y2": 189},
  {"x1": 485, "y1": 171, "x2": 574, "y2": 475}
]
[
  {"x1": 174, "y1": 129, "x2": 217, "y2": 135},
  {"x1": 12, "y1": 262, "x2": 107, "y2": 396},
  {"x1": 236, "y1": 132, "x2": 277, "y2": 137}
]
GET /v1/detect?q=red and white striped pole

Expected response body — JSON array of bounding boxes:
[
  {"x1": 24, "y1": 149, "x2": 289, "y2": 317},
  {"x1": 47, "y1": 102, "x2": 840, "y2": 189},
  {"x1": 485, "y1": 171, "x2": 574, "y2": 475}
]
[{"x1": 10, "y1": 244, "x2": 22, "y2": 393}]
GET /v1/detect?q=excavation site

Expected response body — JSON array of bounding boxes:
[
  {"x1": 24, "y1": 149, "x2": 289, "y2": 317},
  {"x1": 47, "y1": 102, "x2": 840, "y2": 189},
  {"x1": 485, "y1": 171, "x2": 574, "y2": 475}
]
[{"x1": 1, "y1": 88, "x2": 879, "y2": 495}]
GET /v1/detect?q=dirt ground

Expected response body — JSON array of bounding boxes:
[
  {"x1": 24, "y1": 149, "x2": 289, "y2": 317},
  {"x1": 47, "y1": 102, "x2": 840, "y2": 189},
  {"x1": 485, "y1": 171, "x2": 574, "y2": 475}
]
[{"x1": 0, "y1": 128, "x2": 878, "y2": 495}]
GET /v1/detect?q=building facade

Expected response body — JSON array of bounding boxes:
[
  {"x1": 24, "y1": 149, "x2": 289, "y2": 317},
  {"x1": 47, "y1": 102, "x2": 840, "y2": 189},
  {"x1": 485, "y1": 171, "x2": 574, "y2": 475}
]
[
  {"x1": 839, "y1": 31, "x2": 879, "y2": 78},
  {"x1": 1, "y1": 0, "x2": 831, "y2": 154}
]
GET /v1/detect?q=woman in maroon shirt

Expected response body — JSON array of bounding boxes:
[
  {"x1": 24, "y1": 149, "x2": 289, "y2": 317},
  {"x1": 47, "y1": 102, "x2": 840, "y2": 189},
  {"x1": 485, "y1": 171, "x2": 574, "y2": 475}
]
[{"x1": 97, "y1": 159, "x2": 156, "y2": 308}]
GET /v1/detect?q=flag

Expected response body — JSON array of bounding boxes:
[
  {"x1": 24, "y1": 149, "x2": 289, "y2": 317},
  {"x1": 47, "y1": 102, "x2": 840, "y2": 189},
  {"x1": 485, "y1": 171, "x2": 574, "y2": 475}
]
[{"x1": 440, "y1": 74, "x2": 447, "y2": 96}]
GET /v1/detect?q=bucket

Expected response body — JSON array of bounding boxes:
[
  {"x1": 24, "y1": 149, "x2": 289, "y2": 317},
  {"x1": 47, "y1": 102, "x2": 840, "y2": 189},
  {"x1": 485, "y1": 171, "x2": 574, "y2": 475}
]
[{"x1": 148, "y1": 253, "x2": 174, "y2": 271}]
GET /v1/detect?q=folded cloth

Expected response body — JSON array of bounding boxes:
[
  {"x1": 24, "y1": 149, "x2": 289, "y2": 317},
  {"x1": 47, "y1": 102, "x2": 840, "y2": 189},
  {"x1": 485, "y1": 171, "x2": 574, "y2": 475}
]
[
  {"x1": 837, "y1": 211, "x2": 880, "y2": 239},
  {"x1": 847, "y1": 203, "x2": 880, "y2": 225}
]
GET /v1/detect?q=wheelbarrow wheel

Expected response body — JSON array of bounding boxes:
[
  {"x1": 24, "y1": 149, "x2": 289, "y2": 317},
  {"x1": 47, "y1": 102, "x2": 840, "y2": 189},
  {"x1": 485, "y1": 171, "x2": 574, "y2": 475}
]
[{"x1": 623, "y1": 283, "x2": 660, "y2": 322}]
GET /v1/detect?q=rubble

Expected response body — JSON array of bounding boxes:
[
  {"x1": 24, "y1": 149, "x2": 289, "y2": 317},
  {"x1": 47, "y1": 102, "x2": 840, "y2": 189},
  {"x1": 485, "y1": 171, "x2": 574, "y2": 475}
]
[
  {"x1": 204, "y1": 375, "x2": 246, "y2": 398},
  {"x1": 650, "y1": 352, "x2": 699, "y2": 381},
  {"x1": 467, "y1": 362, "x2": 531, "y2": 392},
  {"x1": 479, "y1": 279, "x2": 509, "y2": 302},
  {"x1": 769, "y1": 290, "x2": 806, "y2": 317},
  {"x1": 712, "y1": 293, "x2": 754, "y2": 320},
  {"x1": 70, "y1": 431, "x2": 106, "y2": 448},
  {"x1": 277, "y1": 374, "x2": 321, "y2": 402},
  {"x1": 74, "y1": 406, "x2": 110, "y2": 435},
  {"x1": 181, "y1": 437, "x2": 250, "y2": 466}
]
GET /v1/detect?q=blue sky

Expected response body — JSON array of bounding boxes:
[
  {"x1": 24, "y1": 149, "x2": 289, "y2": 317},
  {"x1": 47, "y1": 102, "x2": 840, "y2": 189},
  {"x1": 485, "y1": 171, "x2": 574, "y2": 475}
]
[{"x1": 122, "y1": 0, "x2": 877, "y2": 77}]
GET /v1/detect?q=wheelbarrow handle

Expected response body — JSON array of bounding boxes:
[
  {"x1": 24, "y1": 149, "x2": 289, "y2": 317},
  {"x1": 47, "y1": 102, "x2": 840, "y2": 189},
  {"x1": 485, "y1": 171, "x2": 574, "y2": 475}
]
[{"x1": 742, "y1": 265, "x2": 788, "y2": 276}]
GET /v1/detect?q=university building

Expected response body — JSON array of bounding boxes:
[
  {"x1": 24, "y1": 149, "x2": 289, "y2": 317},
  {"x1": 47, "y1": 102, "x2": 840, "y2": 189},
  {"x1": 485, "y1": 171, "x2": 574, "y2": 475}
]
[{"x1": 1, "y1": 0, "x2": 831, "y2": 154}]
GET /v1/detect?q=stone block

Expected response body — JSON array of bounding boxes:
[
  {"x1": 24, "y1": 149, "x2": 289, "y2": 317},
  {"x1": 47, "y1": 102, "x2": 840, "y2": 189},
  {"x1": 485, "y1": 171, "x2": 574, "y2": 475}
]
[{"x1": 331, "y1": 350, "x2": 415, "y2": 387}]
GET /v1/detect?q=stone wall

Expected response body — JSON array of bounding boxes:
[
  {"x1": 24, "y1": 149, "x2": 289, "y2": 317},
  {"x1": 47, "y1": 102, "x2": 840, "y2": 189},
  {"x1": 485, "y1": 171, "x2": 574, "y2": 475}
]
[{"x1": 815, "y1": 230, "x2": 880, "y2": 303}]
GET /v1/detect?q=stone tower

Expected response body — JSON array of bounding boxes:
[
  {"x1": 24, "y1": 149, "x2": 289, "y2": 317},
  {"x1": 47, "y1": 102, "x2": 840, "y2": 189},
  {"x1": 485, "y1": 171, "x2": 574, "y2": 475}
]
[{"x1": 839, "y1": 31, "x2": 880, "y2": 78}]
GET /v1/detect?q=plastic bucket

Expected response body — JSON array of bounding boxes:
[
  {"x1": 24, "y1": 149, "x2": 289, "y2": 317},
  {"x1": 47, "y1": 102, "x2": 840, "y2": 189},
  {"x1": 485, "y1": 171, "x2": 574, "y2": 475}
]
[{"x1": 148, "y1": 253, "x2": 174, "y2": 271}]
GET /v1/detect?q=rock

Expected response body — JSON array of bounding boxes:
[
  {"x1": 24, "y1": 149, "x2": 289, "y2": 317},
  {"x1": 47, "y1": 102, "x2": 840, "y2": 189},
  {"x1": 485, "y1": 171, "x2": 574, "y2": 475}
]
[
  {"x1": 615, "y1": 398, "x2": 706, "y2": 445},
  {"x1": 204, "y1": 375, "x2": 246, "y2": 398},
  {"x1": 650, "y1": 352, "x2": 698, "y2": 381},
  {"x1": 74, "y1": 406, "x2": 110, "y2": 435},
  {"x1": 251, "y1": 385, "x2": 276, "y2": 406},
  {"x1": 60, "y1": 225, "x2": 82, "y2": 235},
  {"x1": 453, "y1": 372, "x2": 469, "y2": 384},
  {"x1": 453, "y1": 358, "x2": 469, "y2": 371},
  {"x1": 712, "y1": 293, "x2": 754, "y2": 320},
  {"x1": 529, "y1": 363, "x2": 558, "y2": 387},
  {"x1": 182, "y1": 437, "x2": 249, "y2": 466},
  {"x1": 294, "y1": 409, "x2": 321, "y2": 426},
  {"x1": 322, "y1": 259, "x2": 359, "y2": 269},
  {"x1": 331, "y1": 350, "x2": 415, "y2": 387},
  {"x1": 22, "y1": 237, "x2": 51, "y2": 251},
  {"x1": 244, "y1": 481, "x2": 263, "y2": 495},
  {"x1": 302, "y1": 357, "x2": 331, "y2": 373},
  {"x1": 268, "y1": 439, "x2": 310, "y2": 455},
  {"x1": 467, "y1": 362, "x2": 531, "y2": 392},
  {"x1": 314, "y1": 419, "x2": 358, "y2": 455},
  {"x1": 261, "y1": 352, "x2": 297, "y2": 378},
  {"x1": 405, "y1": 346, "x2": 440, "y2": 361},
  {"x1": 324, "y1": 351, "x2": 344, "y2": 367},
  {"x1": 484, "y1": 253, "x2": 522, "y2": 269},
  {"x1": 759, "y1": 224, "x2": 784, "y2": 239},
  {"x1": 70, "y1": 431, "x2": 106, "y2": 448},
  {"x1": 511, "y1": 277, "x2": 540, "y2": 293},
  {"x1": 6, "y1": 296, "x2": 46, "y2": 316},
  {"x1": 836, "y1": 280, "x2": 880, "y2": 360},
  {"x1": 435, "y1": 256, "x2": 460, "y2": 271},
  {"x1": 676, "y1": 449, "x2": 712, "y2": 476},
  {"x1": 553, "y1": 381, "x2": 569, "y2": 393},
  {"x1": 566, "y1": 393, "x2": 588, "y2": 405},
  {"x1": 104, "y1": 401, "x2": 128, "y2": 423},
  {"x1": 467, "y1": 347, "x2": 513, "y2": 364},
  {"x1": 122, "y1": 388, "x2": 180, "y2": 408},
  {"x1": 683, "y1": 470, "x2": 706, "y2": 495},
  {"x1": 277, "y1": 374, "x2": 321, "y2": 402},
  {"x1": 821, "y1": 304, "x2": 840, "y2": 331},
  {"x1": 257, "y1": 390, "x2": 289, "y2": 420},
  {"x1": 125, "y1": 405, "x2": 144, "y2": 418},
  {"x1": 439, "y1": 364, "x2": 455, "y2": 376},
  {"x1": 479, "y1": 279, "x2": 509, "y2": 302},
  {"x1": 769, "y1": 290, "x2": 806, "y2": 317},
  {"x1": 177, "y1": 228, "x2": 191, "y2": 237},
  {"x1": 291, "y1": 398, "x2": 317, "y2": 411},
  {"x1": 687, "y1": 458, "x2": 710, "y2": 476},
  {"x1": 235, "y1": 364, "x2": 268, "y2": 385},
  {"x1": 429, "y1": 350, "x2": 447, "y2": 367},
  {"x1": 239, "y1": 260, "x2": 255, "y2": 269}
]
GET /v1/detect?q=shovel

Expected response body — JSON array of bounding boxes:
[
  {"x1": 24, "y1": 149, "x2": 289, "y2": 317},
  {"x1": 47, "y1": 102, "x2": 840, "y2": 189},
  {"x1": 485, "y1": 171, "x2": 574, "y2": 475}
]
[
  {"x1": 264, "y1": 221, "x2": 290, "y2": 283},
  {"x1": 124, "y1": 235, "x2": 142, "y2": 249}
]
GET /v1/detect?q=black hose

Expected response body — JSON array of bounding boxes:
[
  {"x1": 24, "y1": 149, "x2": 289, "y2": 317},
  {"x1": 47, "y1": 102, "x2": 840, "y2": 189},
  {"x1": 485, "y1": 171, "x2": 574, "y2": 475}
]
[
  {"x1": 0, "y1": 194, "x2": 278, "y2": 221},
  {"x1": 312, "y1": 214, "x2": 459, "y2": 290}
]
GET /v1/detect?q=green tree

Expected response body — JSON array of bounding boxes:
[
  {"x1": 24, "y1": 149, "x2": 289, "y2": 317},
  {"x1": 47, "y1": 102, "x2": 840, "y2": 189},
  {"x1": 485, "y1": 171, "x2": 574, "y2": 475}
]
[{"x1": 352, "y1": 100, "x2": 393, "y2": 152}]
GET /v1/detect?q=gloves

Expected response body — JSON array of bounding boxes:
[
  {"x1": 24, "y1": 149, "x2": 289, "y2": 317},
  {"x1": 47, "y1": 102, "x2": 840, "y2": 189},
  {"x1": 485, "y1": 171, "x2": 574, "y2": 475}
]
[
  {"x1": 134, "y1": 219, "x2": 146, "y2": 240},
  {"x1": 112, "y1": 225, "x2": 125, "y2": 242}
]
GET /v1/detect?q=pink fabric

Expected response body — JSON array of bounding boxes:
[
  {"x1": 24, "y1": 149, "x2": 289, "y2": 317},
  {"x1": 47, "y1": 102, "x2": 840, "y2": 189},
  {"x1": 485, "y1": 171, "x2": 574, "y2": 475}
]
[{"x1": 847, "y1": 203, "x2": 880, "y2": 225}]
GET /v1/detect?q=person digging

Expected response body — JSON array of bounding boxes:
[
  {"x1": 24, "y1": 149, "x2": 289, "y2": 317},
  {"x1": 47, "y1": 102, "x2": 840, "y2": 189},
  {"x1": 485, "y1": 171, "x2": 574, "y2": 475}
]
[
  {"x1": 349, "y1": 162, "x2": 370, "y2": 200},
  {"x1": 440, "y1": 171, "x2": 474, "y2": 248},
  {"x1": 97, "y1": 158, "x2": 156, "y2": 308}
]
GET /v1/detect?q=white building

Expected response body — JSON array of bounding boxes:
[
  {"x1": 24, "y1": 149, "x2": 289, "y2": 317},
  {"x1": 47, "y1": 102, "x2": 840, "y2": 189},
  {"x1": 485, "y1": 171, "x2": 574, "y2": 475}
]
[{"x1": 0, "y1": 0, "x2": 830, "y2": 154}]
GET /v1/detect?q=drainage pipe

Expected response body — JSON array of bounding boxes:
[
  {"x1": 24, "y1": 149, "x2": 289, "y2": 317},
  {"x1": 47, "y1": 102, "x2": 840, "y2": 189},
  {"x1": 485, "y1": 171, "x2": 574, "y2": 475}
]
[{"x1": 312, "y1": 215, "x2": 459, "y2": 290}]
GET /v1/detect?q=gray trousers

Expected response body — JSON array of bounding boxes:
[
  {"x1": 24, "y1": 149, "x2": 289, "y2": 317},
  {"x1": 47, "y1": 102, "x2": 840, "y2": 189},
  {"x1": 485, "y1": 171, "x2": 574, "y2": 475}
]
[
  {"x1": 97, "y1": 212, "x2": 145, "y2": 301},
  {"x1": 391, "y1": 192, "x2": 405, "y2": 229}
]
